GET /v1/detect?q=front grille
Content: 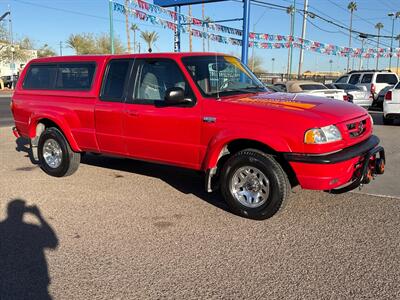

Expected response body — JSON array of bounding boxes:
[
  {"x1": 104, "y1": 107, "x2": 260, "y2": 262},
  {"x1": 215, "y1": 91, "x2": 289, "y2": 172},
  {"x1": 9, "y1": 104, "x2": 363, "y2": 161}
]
[{"x1": 347, "y1": 119, "x2": 367, "y2": 138}]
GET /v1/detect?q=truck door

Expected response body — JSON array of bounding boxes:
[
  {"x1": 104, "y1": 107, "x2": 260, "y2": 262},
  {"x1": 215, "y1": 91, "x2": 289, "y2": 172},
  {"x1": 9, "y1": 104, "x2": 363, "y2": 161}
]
[
  {"x1": 123, "y1": 58, "x2": 202, "y2": 169},
  {"x1": 95, "y1": 59, "x2": 131, "y2": 155}
]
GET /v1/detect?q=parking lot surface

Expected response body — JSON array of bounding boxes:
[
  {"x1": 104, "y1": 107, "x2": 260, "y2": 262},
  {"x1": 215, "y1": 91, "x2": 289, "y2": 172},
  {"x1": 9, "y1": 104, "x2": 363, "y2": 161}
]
[{"x1": 1, "y1": 109, "x2": 400, "y2": 299}]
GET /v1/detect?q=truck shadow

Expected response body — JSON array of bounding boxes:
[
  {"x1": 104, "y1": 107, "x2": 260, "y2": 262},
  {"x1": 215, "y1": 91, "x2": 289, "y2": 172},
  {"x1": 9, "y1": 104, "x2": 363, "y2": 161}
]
[
  {"x1": 81, "y1": 154, "x2": 231, "y2": 213},
  {"x1": 0, "y1": 199, "x2": 58, "y2": 300}
]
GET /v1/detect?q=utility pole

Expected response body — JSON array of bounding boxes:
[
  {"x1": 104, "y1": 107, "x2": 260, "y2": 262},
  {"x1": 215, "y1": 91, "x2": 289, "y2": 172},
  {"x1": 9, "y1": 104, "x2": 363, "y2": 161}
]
[
  {"x1": 59, "y1": 41, "x2": 63, "y2": 56},
  {"x1": 298, "y1": 0, "x2": 308, "y2": 77},
  {"x1": 188, "y1": 5, "x2": 192, "y2": 52},
  {"x1": 109, "y1": 0, "x2": 115, "y2": 54},
  {"x1": 125, "y1": 0, "x2": 131, "y2": 53}
]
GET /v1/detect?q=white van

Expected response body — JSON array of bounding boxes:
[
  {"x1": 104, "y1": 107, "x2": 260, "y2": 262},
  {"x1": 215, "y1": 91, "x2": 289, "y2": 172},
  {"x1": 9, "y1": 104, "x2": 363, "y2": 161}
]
[{"x1": 335, "y1": 70, "x2": 398, "y2": 100}]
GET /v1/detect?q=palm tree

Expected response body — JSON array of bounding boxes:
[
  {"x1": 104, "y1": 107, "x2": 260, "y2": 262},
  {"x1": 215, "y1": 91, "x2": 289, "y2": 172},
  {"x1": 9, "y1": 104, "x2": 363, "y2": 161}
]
[
  {"x1": 130, "y1": 24, "x2": 139, "y2": 53},
  {"x1": 375, "y1": 22, "x2": 384, "y2": 69},
  {"x1": 396, "y1": 34, "x2": 400, "y2": 74},
  {"x1": 347, "y1": 2, "x2": 357, "y2": 71},
  {"x1": 140, "y1": 30, "x2": 159, "y2": 53},
  {"x1": 204, "y1": 16, "x2": 212, "y2": 52}
]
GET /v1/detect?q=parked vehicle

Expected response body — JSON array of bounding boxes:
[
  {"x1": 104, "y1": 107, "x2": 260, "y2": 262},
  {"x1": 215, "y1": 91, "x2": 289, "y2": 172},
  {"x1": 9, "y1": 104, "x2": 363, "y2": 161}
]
[
  {"x1": 264, "y1": 83, "x2": 283, "y2": 92},
  {"x1": 335, "y1": 70, "x2": 398, "y2": 100},
  {"x1": 326, "y1": 83, "x2": 372, "y2": 108},
  {"x1": 371, "y1": 85, "x2": 394, "y2": 111},
  {"x1": 383, "y1": 82, "x2": 400, "y2": 125},
  {"x1": 274, "y1": 81, "x2": 349, "y2": 101},
  {"x1": 11, "y1": 53, "x2": 385, "y2": 219}
]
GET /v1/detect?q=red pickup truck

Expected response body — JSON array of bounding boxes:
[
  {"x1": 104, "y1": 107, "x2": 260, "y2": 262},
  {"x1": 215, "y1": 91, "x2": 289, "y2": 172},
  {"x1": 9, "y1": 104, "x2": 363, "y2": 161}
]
[{"x1": 11, "y1": 53, "x2": 385, "y2": 219}]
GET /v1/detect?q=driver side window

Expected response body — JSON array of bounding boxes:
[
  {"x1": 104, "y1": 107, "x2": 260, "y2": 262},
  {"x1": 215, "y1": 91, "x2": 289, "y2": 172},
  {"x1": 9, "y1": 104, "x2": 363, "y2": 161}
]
[{"x1": 133, "y1": 59, "x2": 192, "y2": 104}]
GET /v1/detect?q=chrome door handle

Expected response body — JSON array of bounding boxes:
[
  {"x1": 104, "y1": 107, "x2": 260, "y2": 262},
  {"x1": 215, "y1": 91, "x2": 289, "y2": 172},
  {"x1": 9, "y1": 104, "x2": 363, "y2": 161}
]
[{"x1": 203, "y1": 116, "x2": 216, "y2": 123}]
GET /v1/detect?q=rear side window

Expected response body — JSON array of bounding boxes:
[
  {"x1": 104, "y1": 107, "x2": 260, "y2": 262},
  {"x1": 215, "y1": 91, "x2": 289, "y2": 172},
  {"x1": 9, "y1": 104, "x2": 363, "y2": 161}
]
[
  {"x1": 396, "y1": 82, "x2": 400, "y2": 90},
  {"x1": 23, "y1": 63, "x2": 96, "y2": 90},
  {"x1": 23, "y1": 65, "x2": 57, "y2": 89},
  {"x1": 55, "y1": 64, "x2": 96, "y2": 90},
  {"x1": 376, "y1": 74, "x2": 398, "y2": 84},
  {"x1": 348, "y1": 74, "x2": 361, "y2": 84},
  {"x1": 336, "y1": 76, "x2": 348, "y2": 83},
  {"x1": 101, "y1": 60, "x2": 131, "y2": 102},
  {"x1": 360, "y1": 74, "x2": 373, "y2": 83}
]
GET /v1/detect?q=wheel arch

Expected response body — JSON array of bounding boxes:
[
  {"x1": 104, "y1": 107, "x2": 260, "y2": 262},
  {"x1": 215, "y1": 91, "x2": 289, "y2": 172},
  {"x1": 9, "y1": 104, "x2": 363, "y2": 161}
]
[
  {"x1": 203, "y1": 137, "x2": 297, "y2": 192},
  {"x1": 29, "y1": 115, "x2": 81, "y2": 152}
]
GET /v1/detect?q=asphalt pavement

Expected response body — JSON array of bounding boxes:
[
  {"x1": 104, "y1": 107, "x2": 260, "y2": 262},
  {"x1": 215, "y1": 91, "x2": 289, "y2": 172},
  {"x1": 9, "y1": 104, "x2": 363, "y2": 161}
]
[
  {"x1": 0, "y1": 96, "x2": 13, "y2": 127},
  {"x1": 0, "y1": 99, "x2": 399, "y2": 299}
]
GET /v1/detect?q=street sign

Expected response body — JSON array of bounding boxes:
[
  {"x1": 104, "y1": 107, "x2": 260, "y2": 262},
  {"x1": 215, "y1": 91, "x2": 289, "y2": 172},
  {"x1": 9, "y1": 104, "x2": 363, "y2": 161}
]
[{"x1": 154, "y1": 0, "x2": 227, "y2": 7}]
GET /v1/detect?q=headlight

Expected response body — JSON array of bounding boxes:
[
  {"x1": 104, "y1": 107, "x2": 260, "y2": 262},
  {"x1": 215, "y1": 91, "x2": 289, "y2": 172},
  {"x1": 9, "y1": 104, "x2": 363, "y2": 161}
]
[{"x1": 304, "y1": 125, "x2": 342, "y2": 144}]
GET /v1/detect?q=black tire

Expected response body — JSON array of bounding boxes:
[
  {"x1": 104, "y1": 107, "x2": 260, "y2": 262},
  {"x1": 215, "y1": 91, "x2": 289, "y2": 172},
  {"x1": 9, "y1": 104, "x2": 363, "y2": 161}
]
[
  {"x1": 382, "y1": 115, "x2": 394, "y2": 125},
  {"x1": 220, "y1": 149, "x2": 290, "y2": 220},
  {"x1": 38, "y1": 127, "x2": 81, "y2": 177}
]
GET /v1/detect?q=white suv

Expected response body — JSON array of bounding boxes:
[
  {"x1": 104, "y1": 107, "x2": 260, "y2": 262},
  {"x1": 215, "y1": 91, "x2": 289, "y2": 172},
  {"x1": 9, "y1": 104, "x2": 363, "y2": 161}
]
[
  {"x1": 336, "y1": 70, "x2": 398, "y2": 100},
  {"x1": 383, "y1": 82, "x2": 400, "y2": 125}
]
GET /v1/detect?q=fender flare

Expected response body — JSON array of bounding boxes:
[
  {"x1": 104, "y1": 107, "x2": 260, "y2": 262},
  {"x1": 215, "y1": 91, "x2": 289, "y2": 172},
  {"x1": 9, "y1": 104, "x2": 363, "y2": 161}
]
[
  {"x1": 202, "y1": 131, "x2": 292, "y2": 170},
  {"x1": 28, "y1": 113, "x2": 81, "y2": 152}
]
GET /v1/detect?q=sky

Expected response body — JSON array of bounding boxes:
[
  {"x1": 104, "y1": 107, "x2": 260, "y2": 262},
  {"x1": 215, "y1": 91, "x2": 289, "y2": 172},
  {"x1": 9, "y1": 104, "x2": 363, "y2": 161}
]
[{"x1": 1, "y1": 0, "x2": 400, "y2": 73}]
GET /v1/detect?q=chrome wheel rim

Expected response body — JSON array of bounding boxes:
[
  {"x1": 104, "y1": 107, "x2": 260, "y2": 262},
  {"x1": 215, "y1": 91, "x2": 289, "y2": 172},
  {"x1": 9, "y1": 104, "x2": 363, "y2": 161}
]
[
  {"x1": 230, "y1": 166, "x2": 270, "y2": 208},
  {"x1": 43, "y1": 139, "x2": 62, "y2": 169}
]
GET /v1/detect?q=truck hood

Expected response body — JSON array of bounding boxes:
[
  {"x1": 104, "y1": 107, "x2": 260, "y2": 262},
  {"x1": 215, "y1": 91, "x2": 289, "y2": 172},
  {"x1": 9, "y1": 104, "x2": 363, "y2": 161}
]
[{"x1": 222, "y1": 92, "x2": 367, "y2": 124}]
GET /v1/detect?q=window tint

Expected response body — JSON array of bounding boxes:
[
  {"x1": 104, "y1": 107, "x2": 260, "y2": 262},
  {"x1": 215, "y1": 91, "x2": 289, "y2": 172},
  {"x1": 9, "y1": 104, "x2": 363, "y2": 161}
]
[
  {"x1": 360, "y1": 74, "x2": 373, "y2": 83},
  {"x1": 101, "y1": 60, "x2": 130, "y2": 101},
  {"x1": 55, "y1": 64, "x2": 95, "y2": 90},
  {"x1": 336, "y1": 76, "x2": 348, "y2": 83},
  {"x1": 348, "y1": 74, "x2": 361, "y2": 84},
  {"x1": 376, "y1": 74, "x2": 398, "y2": 84},
  {"x1": 134, "y1": 59, "x2": 192, "y2": 103},
  {"x1": 23, "y1": 65, "x2": 57, "y2": 89},
  {"x1": 24, "y1": 63, "x2": 96, "y2": 90}
]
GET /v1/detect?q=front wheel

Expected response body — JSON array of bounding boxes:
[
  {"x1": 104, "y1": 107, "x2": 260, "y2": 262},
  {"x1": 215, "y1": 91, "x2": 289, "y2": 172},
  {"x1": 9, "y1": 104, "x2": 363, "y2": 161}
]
[
  {"x1": 220, "y1": 149, "x2": 290, "y2": 220},
  {"x1": 38, "y1": 127, "x2": 81, "y2": 177}
]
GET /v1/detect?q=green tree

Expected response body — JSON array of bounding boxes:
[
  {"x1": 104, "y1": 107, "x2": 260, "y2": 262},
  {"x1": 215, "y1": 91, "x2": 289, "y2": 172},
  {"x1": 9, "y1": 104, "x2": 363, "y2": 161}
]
[
  {"x1": 66, "y1": 33, "x2": 125, "y2": 54},
  {"x1": 140, "y1": 30, "x2": 159, "y2": 53},
  {"x1": 37, "y1": 44, "x2": 57, "y2": 58}
]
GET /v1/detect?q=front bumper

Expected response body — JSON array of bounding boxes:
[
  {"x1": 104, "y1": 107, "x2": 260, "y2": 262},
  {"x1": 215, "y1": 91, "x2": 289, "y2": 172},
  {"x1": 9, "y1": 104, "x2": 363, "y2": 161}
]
[{"x1": 283, "y1": 135, "x2": 385, "y2": 191}]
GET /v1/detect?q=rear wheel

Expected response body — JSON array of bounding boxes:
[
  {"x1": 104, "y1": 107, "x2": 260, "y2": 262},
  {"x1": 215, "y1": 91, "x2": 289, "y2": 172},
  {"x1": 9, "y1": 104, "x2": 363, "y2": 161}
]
[
  {"x1": 220, "y1": 149, "x2": 290, "y2": 220},
  {"x1": 38, "y1": 127, "x2": 81, "y2": 177},
  {"x1": 382, "y1": 115, "x2": 394, "y2": 125}
]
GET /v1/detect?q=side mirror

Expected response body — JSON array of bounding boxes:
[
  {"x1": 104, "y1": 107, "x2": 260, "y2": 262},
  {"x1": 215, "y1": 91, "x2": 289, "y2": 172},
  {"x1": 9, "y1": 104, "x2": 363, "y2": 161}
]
[{"x1": 165, "y1": 87, "x2": 192, "y2": 105}]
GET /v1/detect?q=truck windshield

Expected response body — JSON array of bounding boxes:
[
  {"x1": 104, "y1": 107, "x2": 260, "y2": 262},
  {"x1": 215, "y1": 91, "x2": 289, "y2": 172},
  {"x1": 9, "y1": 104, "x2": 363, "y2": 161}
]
[{"x1": 182, "y1": 55, "x2": 267, "y2": 97}]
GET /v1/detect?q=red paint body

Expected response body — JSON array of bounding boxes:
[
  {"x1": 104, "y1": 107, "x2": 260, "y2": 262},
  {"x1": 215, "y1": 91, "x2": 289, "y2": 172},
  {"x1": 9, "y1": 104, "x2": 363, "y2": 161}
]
[{"x1": 11, "y1": 53, "x2": 376, "y2": 190}]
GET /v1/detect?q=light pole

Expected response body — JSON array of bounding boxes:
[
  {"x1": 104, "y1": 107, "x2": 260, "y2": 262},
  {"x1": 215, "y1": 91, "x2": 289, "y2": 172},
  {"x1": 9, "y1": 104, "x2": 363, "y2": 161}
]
[
  {"x1": 388, "y1": 12, "x2": 400, "y2": 70},
  {"x1": 271, "y1": 57, "x2": 275, "y2": 73},
  {"x1": 298, "y1": 0, "x2": 308, "y2": 77},
  {"x1": 375, "y1": 22, "x2": 384, "y2": 69},
  {"x1": 396, "y1": 34, "x2": 400, "y2": 73},
  {"x1": 359, "y1": 33, "x2": 367, "y2": 70}
]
